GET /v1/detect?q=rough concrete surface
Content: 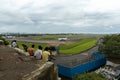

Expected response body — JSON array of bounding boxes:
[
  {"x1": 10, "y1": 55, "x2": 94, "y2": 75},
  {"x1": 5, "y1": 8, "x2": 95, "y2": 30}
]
[{"x1": 0, "y1": 46, "x2": 58, "y2": 80}]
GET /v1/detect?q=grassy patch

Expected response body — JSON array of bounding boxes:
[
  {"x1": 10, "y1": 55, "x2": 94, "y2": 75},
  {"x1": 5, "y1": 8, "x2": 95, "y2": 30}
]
[
  {"x1": 32, "y1": 35, "x2": 67, "y2": 40},
  {"x1": 73, "y1": 72, "x2": 106, "y2": 80},
  {"x1": 31, "y1": 34, "x2": 103, "y2": 40},
  {"x1": 59, "y1": 39, "x2": 95, "y2": 50},
  {"x1": 59, "y1": 39, "x2": 97, "y2": 54},
  {"x1": 16, "y1": 42, "x2": 47, "y2": 51}
]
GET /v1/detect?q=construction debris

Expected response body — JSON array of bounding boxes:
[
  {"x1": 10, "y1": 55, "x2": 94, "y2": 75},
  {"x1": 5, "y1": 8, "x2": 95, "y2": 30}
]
[{"x1": 95, "y1": 61, "x2": 120, "y2": 80}]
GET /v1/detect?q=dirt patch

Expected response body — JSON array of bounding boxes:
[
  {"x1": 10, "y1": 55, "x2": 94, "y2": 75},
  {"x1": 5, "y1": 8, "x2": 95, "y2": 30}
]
[{"x1": 0, "y1": 46, "x2": 38, "y2": 80}]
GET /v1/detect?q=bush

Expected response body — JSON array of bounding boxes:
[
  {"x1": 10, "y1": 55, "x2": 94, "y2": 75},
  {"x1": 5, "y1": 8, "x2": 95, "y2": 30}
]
[
  {"x1": 0, "y1": 36, "x2": 9, "y2": 45},
  {"x1": 4, "y1": 40, "x2": 9, "y2": 45},
  {"x1": 99, "y1": 34, "x2": 120, "y2": 58},
  {"x1": 73, "y1": 72, "x2": 106, "y2": 80}
]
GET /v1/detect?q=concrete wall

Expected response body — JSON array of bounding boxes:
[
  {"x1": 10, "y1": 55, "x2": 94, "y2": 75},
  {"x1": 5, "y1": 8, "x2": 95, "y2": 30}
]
[
  {"x1": 14, "y1": 48, "x2": 58, "y2": 80},
  {"x1": 14, "y1": 48, "x2": 30, "y2": 56},
  {"x1": 58, "y1": 52, "x2": 107, "y2": 78},
  {"x1": 22, "y1": 62, "x2": 58, "y2": 80}
]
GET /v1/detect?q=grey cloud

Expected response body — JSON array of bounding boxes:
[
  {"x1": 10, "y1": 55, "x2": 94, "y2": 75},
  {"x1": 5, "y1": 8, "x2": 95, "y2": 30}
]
[{"x1": 0, "y1": 0, "x2": 120, "y2": 33}]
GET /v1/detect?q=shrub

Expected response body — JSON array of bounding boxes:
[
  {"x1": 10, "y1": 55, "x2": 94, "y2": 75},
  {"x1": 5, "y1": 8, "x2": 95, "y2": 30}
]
[
  {"x1": 0, "y1": 36, "x2": 9, "y2": 45},
  {"x1": 73, "y1": 72, "x2": 106, "y2": 80},
  {"x1": 99, "y1": 34, "x2": 120, "y2": 58}
]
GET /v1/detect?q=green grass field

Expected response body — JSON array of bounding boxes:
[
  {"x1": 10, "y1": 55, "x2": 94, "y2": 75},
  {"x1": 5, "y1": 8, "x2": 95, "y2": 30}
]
[
  {"x1": 58, "y1": 39, "x2": 95, "y2": 50},
  {"x1": 30, "y1": 34, "x2": 103, "y2": 40},
  {"x1": 12, "y1": 38, "x2": 97, "y2": 55},
  {"x1": 16, "y1": 42, "x2": 47, "y2": 51},
  {"x1": 32, "y1": 34, "x2": 68, "y2": 40},
  {"x1": 59, "y1": 39, "x2": 97, "y2": 55}
]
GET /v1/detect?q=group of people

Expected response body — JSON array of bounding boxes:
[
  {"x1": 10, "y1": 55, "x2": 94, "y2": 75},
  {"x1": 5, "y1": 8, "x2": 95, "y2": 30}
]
[
  {"x1": 11, "y1": 40, "x2": 56, "y2": 62},
  {"x1": 28, "y1": 44, "x2": 56, "y2": 62}
]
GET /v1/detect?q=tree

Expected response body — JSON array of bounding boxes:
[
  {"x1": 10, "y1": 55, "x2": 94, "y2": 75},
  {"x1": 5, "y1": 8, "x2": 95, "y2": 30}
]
[{"x1": 99, "y1": 34, "x2": 120, "y2": 58}]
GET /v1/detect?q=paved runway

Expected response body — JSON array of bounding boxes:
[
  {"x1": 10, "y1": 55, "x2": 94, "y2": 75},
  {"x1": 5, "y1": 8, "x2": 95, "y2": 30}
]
[{"x1": 53, "y1": 46, "x2": 98, "y2": 67}]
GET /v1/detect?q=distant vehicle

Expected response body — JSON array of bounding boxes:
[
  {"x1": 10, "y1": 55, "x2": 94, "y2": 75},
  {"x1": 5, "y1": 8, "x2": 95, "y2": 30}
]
[{"x1": 58, "y1": 38, "x2": 68, "y2": 41}]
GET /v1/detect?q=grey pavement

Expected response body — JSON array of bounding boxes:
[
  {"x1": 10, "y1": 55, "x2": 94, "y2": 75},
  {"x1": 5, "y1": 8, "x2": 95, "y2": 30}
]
[{"x1": 53, "y1": 46, "x2": 98, "y2": 67}]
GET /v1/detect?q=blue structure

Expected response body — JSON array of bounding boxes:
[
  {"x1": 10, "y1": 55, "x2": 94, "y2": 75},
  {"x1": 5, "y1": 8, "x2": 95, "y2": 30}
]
[{"x1": 57, "y1": 52, "x2": 107, "y2": 78}]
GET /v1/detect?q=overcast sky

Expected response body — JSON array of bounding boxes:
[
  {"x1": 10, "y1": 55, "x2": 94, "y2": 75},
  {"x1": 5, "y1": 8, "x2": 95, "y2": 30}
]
[{"x1": 0, "y1": 0, "x2": 120, "y2": 34}]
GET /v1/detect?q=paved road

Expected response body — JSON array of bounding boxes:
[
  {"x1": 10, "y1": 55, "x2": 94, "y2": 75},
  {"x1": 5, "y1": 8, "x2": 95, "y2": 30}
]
[{"x1": 53, "y1": 46, "x2": 98, "y2": 67}]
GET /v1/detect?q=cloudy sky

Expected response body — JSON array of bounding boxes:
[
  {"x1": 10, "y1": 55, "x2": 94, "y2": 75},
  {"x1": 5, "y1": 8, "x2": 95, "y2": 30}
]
[{"x1": 0, "y1": 0, "x2": 120, "y2": 34}]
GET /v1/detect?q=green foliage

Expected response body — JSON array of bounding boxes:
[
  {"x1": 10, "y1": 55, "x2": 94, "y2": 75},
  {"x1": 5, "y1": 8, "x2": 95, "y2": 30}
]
[
  {"x1": 4, "y1": 40, "x2": 9, "y2": 45},
  {"x1": 59, "y1": 39, "x2": 97, "y2": 54},
  {"x1": 16, "y1": 42, "x2": 47, "y2": 51},
  {"x1": 73, "y1": 72, "x2": 106, "y2": 80},
  {"x1": 99, "y1": 34, "x2": 120, "y2": 58},
  {"x1": 0, "y1": 36, "x2": 9, "y2": 45}
]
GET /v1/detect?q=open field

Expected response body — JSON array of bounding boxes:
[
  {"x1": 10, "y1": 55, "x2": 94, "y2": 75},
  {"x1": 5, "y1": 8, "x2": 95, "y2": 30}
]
[
  {"x1": 59, "y1": 39, "x2": 97, "y2": 54},
  {"x1": 8, "y1": 34, "x2": 101, "y2": 54},
  {"x1": 15, "y1": 34, "x2": 104, "y2": 41},
  {"x1": 32, "y1": 34, "x2": 102, "y2": 40},
  {"x1": 13, "y1": 38, "x2": 97, "y2": 55},
  {"x1": 59, "y1": 39, "x2": 96, "y2": 50}
]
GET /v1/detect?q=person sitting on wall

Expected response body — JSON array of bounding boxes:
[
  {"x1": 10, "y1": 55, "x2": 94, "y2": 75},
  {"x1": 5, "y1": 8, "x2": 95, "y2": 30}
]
[
  {"x1": 11, "y1": 40, "x2": 19, "y2": 48},
  {"x1": 34, "y1": 45, "x2": 43, "y2": 60},
  {"x1": 49, "y1": 46, "x2": 56, "y2": 60},
  {"x1": 22, "y1": 44, "x2": 28, "y2": 52},
  {"x1": 42, "y1": 47, "x2": 50, "y2": 62},
  {"x1": 28, "y1": 44, "x2": 35, "y2": 56}
]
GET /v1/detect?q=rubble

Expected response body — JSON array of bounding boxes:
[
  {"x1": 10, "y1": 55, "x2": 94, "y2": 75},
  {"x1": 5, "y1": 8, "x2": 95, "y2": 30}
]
[{"x1": 95, "y1": 61, "x2": 120, "y2": 80}]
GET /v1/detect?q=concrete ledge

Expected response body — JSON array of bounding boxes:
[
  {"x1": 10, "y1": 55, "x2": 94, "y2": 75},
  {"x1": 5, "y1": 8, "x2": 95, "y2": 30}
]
[
  {"x1": 12, "y1": 47, "x2": 59, "y2": 80},
  {"x1": 14, "y1": 48, "x2": 30, "y2": 56},
  {"x1": 1, "y1": 46, "x2": 59, "y2": 80},
  {"x1": 14, "y1": 48, "x2": 58, "y2": 80},
  {"x1": 22, "y1": 62, "x2": 58, "y2": 80}
]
